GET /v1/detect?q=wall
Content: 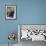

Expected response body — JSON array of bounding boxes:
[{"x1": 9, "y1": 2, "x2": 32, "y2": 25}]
[
  {"x1": 19, "y1": 0, "x2": 46, "y2": 24},
  {"x1": 0, "y1": 0, "x2": 46, "y2": 44}
]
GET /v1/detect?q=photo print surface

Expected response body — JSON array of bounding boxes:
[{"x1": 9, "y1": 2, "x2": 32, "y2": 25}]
[
  {"x1": 18, "y1": 25, "x2": 46, "y2": 41},
  {"x1": 6, "y1": 5, "x2": 16, "y2": 19}
]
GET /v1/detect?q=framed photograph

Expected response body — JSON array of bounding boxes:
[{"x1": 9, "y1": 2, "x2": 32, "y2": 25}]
[
  {"x1": 18, "y1": 24, "x2": 46, "y2": 42},
  {"x1": 6, "y1": 5, "x2": 16, "y2": 20}
]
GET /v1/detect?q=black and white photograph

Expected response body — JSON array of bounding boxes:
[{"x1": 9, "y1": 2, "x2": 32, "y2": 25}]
[
  {"x1": 6, "y1": 5, "x2": 16, "y2": 20},
  {"x1": 18, "y1": 25, "x2": 46, "y2": 46}
]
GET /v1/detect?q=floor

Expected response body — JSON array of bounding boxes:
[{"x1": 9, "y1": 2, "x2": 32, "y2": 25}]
[
  {"x1": 0, "y1": 44, "x2": 18, "y2": 46},
  {"x1": 19, "y1": 39, "x2": 46, "y2": 46}
]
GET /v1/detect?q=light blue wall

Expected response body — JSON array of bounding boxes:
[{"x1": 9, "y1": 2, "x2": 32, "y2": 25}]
[
  {"x1": 19, "y1": 0, "x2": 46, "y2": 24},
  {"x1": 0, "y1": 0, "x2": 46, "y2": 44}
]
